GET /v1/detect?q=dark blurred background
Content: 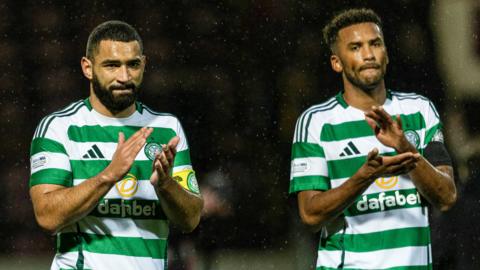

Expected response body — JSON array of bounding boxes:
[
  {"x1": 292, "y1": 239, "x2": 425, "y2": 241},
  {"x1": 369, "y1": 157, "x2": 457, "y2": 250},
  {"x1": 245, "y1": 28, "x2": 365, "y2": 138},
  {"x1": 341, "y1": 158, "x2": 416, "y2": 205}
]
[{"x1": 1, "y1": 0, "x2": 480, "y2": 269}]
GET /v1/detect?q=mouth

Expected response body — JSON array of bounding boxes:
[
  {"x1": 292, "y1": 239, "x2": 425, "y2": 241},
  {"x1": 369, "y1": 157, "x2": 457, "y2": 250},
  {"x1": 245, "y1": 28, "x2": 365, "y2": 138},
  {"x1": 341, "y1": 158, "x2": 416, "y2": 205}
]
[
  {"x1": 110, "y1": 84, "x2": 135, "y2": 93},
  {"x1": 112, "y1": 88, "x2": 132, "y2": 92},
  {"x1": 360, "y1": 64, "x2": 380, "y2": 71}
]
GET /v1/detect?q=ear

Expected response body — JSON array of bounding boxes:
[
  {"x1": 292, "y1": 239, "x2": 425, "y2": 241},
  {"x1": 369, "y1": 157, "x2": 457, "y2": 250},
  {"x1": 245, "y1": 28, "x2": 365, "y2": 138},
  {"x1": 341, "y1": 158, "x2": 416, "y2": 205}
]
[
  {"x1": 330, "y1": 55, "x2": 343, "y2": 73},
  {"x1": 81, "y1": 57, "x2": 93, "y2": 80}
]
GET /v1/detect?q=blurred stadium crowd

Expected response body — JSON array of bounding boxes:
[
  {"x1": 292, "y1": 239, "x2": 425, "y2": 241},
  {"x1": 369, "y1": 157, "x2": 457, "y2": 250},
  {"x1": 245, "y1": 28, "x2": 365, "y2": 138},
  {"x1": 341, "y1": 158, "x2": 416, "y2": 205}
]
[{"x1": 0, "y1": 0, "x2": 479, "y2": 269}]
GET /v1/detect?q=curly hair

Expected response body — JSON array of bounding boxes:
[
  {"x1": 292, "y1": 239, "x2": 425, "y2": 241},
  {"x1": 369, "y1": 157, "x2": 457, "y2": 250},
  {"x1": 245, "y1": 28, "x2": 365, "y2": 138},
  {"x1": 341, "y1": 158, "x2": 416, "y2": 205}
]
[{"x1": 323, "y1": 8, "x2": 383, "y2": 53}]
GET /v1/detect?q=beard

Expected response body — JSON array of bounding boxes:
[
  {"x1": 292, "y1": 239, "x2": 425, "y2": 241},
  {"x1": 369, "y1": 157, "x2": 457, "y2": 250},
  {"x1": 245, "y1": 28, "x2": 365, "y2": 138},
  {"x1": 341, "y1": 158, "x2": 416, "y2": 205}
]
[
  {"x1": 344, "y1": 64, "x2": 386, "y2": 92},
  {"x1": 92, "y1": 74, "x2": 140, "y2": 114}
]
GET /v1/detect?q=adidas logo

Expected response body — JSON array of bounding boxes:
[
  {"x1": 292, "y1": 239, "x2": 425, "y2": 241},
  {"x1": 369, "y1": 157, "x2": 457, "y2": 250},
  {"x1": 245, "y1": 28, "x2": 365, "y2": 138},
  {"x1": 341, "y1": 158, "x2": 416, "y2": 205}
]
[
  {"x1": 339, "y1": 141, "x2": 360, "y2": 157},
  {"x1": 82, "y1": 144, "x2": 105, "y2": 159}
]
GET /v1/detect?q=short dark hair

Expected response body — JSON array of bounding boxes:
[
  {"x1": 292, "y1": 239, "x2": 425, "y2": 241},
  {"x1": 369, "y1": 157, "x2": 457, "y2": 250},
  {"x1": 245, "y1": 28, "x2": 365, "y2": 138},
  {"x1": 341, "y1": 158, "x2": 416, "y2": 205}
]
[
  {"x1": 323, "y1": 8, "x2": 383, "y2": 53},
  {"x1": 86, "y1": 20, "x2": 143, "y2": 59}
]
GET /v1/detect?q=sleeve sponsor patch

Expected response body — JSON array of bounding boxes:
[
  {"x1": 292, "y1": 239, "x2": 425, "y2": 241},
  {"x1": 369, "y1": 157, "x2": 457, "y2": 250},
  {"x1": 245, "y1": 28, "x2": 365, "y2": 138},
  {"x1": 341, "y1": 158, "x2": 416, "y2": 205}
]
[
  {"x1": 173, "y1": 169, "x2": 200, "y2": 194},
  {"x1": 291, "y1": 160, "x2": 310, "y2": 174},
  {"x1": 31, "y1": 155, "x2": 48, "y2": 170}
]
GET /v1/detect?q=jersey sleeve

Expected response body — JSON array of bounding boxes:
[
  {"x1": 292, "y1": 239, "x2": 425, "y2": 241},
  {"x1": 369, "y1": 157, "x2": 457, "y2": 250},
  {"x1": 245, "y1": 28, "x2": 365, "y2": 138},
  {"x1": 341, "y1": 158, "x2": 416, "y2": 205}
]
[
  {"x1": 289, "y1": 113, "x2": 330, "y2": 194},
  {"x1": 171, "y1": 119, "x2": 200, "y2": 194},
  {"x1": 423, "y1": 100, "x2": 444, "y2": 146},
  {"x1": 30, "y1": 119, "x2": 72, "y2": 187}
]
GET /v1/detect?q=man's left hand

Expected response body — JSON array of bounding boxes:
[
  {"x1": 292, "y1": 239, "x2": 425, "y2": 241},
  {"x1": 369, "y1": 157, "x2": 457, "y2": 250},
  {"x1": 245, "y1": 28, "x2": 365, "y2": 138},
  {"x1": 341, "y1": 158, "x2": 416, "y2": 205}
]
[{"x1": 150, "y1": 136, "x2": 180, "y2": 189}]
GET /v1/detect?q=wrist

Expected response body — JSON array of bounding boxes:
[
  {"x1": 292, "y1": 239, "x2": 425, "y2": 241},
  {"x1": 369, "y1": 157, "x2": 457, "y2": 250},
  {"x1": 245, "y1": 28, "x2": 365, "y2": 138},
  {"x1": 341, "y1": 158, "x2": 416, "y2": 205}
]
[
  {"x1": 395, "y1": 138, "x2": 417, "y2": 154},
  {"x1": 98, "y1": 169, "x2": 119, "y2": 184},
  {"x1": 353, "y1": 169, "x2": 377, "y2": 185},
  {"x1": 154, "y1": 176, "x2": 176, "y2": 192}
]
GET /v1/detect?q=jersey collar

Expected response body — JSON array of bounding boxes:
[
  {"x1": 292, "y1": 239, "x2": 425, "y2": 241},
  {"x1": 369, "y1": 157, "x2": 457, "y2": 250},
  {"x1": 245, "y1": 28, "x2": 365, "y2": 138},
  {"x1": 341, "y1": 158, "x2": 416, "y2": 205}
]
[
  {"x1": 335, "y1": 89, "x2": 393, "y2": 109},
  {"x1": 83, "y1": 98, "x2": 143, "y2": 114}
]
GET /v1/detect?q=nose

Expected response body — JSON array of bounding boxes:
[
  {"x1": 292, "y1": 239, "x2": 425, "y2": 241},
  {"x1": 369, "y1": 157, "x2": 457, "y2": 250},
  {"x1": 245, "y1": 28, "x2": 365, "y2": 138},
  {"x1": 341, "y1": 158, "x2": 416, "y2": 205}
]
[
  {"x1": 362, "y1": 46, "x2": 375, "y2": 61},
  {"x1": 117, "y1": 65, "x2": 131, "y2": 83}
]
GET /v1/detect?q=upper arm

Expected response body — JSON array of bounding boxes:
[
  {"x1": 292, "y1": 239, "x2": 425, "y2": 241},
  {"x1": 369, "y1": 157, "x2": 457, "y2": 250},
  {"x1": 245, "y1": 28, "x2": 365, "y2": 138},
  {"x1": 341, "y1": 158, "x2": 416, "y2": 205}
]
[
  {"x1": 30, "y1": 119, "x2": 72, "y2": 188},
  {"x1": 30, "y1": 119, "x2": 72, "y2": 207},
  {"x1": 290, "y1": 112, "x2": 330, "y2": 194}
]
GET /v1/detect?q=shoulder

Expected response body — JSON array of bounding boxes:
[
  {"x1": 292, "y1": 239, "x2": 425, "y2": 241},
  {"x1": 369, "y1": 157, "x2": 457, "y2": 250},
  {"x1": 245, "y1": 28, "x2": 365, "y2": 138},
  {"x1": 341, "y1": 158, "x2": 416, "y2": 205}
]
[
  {"x1": 139, "y1": 102, "x2": 183, "y2": 129},
  {"x1": 33, "y1": 100, "x2": 87, "y2": 139},
  {"x1": 293, "y1": 96, "x2": 343, "y2": 143},
  {"x1": 390, "y1": 90, "x2": 433, "y2": 105},
  {"x1": 390, "y1": 90, "x2": 439, "y2": 116},
  {"x1": 297, "y1": 96, "x2": 342, "y2": 127}
]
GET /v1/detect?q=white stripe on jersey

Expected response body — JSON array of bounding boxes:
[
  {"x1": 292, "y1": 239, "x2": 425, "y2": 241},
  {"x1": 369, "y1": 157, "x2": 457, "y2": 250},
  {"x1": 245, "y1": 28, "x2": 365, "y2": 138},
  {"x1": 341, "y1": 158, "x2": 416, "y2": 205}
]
[
  {"x1": 345, "y1": 207, "x2": 429, "y2": 235},
  {"x1": 290, "y1": 157, "x2": 328, "y2": 180},
  {"x1": 77, "y1": 217, "x2": 169, "y2": 239},
  {"x1": 31, "y1": 152, "x2": 70, "y2": 174},
  {"x1": 317, "y1": 245, "x2": 431, "y2": 269}
]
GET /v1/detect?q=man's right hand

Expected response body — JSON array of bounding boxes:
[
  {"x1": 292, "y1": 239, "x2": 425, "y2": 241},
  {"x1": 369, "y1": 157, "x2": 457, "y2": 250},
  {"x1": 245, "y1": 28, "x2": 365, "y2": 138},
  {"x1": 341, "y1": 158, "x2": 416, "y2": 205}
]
[
  {"x1": 101, "y1": 127, "x2": 153, "y2": 183},
  {"x1": 356, "y1": 148, "x2": 421, "y2": 184}
]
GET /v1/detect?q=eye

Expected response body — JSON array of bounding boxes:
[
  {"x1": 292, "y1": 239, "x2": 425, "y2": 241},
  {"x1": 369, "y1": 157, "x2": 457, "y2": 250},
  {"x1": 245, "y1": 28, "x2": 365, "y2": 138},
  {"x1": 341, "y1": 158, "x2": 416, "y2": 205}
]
[
  {"x1": 350, "y1": 45, "x2": 360, "y2": 51},
  {"x1": 372, "y1": 40, "x2": 382, "y2": 47},
  {"x1": 104, "y1": 63, "x2": 120, "y2": 68},
  {"x1": 128, "y1": 62, "x2": 141, "y2": 68}
]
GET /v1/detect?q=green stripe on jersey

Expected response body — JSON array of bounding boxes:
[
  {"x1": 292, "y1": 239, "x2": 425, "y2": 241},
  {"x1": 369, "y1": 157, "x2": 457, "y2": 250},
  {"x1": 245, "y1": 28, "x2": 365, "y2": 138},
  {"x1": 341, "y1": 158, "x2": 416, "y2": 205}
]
[
  {"x1": 321, "y1": 120, "x2": 373, "y2": 142},
  {"x1": 323, "y1": 227, "x2": 430, "y2": 252},
  {"x1": 320, "y1": 113, "x2": 425, "y2": 142},
  {"x1": 71, "y1": 150, "x2": 191, "y2": 179},
  {"x1": 345, "y1": 189, "x2": 423, "y2": 216},
  {"x1": 30, "y1": 137, "x2": 67, "y2": 156},
  {"x1": 58, "y1": 232, "x2": 168, "y2": 259},
  {"x1": 291, "y1": 142, "x2": 325, "y2": 158},
  {"x1": 289, "y1": 176, "x2": 330, "y2": 193},
  {"x1": 30, "y1": 169, "x2": 72, "y2": 187},
  {"x1": 67, "y1": 125, "x2": 176, "y2": 143},
  {"x1": 174, "y1": 150, "x2": 191, "y2": 166},
  {"x1": 327, "y1": 152, "x2": 396, "y2": 180}
]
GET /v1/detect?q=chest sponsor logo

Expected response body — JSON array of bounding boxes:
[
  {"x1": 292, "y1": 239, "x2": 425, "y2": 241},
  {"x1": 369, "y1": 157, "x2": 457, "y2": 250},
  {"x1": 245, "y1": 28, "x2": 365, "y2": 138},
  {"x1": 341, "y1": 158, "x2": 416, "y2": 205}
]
[
  {"x1": 356, "y1": 190, "x2": 422, "y2": 212},
  {"x1": 96, "y1": 199, "x2": 157, "y2": 218},
  {"x1": 116, "y1": 173, "x2": 139, "y2": 198},
  {"x1": 375, "y1": 176, "x2": 398, "y2": 189}
]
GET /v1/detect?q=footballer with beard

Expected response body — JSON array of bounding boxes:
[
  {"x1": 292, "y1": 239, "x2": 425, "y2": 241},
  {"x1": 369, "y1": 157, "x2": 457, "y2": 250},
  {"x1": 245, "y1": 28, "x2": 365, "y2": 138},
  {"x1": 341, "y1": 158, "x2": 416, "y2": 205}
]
[{"x1": 29, "y1": 20, "x2": 203, "y2": 270}]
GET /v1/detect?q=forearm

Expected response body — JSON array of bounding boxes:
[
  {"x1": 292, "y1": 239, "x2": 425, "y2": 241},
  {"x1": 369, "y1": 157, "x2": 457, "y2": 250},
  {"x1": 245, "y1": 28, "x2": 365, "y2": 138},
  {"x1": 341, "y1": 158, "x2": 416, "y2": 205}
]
[
  {"x1": 397, "y1": 142, "x2": 457, "y2": 211},
  {"x1": 409, "y1": 159, "x2": 456, "y2": 211},
  {"x1": 154, "y1": 178, "x2": 203, "y2": 232},
  {"x1": 30, "y1": 173, "x2": 114, "y2": 234},
  {"x1": 299, "y1": 173, "x2": 373, "y2": 232}
]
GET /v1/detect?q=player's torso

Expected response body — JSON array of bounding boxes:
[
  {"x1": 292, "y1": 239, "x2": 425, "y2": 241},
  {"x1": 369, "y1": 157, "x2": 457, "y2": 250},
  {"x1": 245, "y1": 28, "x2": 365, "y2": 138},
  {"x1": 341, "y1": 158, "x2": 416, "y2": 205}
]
[
  {"x1": 53, "y1": 104, "x2": 176, "y2": 270},
  {"x1": 315, "y1": 95, "x2": 432, "y2": 269}
]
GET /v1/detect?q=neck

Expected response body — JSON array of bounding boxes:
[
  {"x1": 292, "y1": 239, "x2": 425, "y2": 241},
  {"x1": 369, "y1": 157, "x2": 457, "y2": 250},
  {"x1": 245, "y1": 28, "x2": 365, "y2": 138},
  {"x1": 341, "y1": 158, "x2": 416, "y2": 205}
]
[
  {"x1": 342, "y1": 79, "x2": 387, "y2": 111},
  {"x1": 89, "y1": 88, "x2": 136, "y2": 118}
]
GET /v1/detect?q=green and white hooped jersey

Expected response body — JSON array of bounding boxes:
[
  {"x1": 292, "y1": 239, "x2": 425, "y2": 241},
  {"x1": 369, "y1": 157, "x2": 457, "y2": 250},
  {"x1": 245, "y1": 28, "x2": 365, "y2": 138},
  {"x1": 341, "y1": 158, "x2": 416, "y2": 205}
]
[
  {"x1": 290, "y1": 91, "x2": 442, "y2": 270},
  {"x1": 30, "y1": 99, "x2": 200, "y2": 270}
]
